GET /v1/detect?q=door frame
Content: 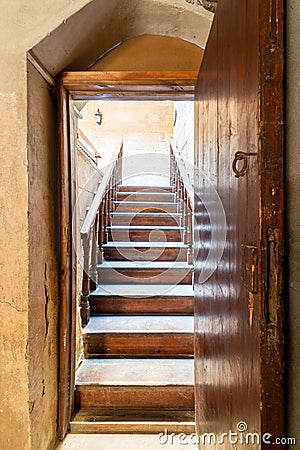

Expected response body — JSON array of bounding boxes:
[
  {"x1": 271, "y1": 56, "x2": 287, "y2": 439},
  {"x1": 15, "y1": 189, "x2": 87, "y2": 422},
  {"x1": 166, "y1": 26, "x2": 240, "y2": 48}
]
[{"x1": 57, "y1": 71, "x2": 198, "y2": 439}]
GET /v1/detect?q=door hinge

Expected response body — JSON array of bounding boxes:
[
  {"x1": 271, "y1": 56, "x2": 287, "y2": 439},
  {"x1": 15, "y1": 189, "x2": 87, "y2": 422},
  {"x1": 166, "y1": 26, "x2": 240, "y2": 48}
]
[
  {"x1": 241, "y1": 244, "x2": 258, "y2": 294},
  {"x1": 266, "y1": 228, "x2": 280, "y2": 332}
]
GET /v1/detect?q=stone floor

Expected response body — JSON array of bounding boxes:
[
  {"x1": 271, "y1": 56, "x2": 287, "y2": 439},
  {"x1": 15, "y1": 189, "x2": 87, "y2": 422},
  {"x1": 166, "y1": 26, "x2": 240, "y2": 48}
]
[{"x1": 56, "y1": 433, "x2": 197, "y2": 449}]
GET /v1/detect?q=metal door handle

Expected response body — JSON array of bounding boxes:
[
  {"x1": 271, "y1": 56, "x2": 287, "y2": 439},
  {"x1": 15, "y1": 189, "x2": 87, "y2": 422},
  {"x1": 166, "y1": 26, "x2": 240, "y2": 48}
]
[{"x1": 232, "y1": 151, "x2": 257, "y2": 178}]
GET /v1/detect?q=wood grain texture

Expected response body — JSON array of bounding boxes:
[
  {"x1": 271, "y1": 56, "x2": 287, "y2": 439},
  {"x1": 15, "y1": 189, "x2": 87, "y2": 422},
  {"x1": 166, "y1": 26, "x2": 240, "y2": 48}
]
[
  {"x1": 57, "y1": 82, "x2": 74, "y2": 440},
  {"x1": 108, "y1": 226, "x2": 183, "y2": 243},
  {"x1": 194, "y1": 0, "x2": 284, "y2": 447},
  {"x1": 60, "y1": 71, "x2": 198, "y2": 100},
  {"x1": 70, "y1": 408, "x2": 195, "y2": 434}
]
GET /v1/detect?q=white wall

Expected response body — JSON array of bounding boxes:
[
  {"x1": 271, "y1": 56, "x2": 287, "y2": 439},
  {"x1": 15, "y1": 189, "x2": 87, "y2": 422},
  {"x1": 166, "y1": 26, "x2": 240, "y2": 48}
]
[
  {"x1": 79, "y1": 100, "x2": 174, "y2": 186},
  {"x1": 172, "y1": 101, "x2": 195, "y2": 185}
]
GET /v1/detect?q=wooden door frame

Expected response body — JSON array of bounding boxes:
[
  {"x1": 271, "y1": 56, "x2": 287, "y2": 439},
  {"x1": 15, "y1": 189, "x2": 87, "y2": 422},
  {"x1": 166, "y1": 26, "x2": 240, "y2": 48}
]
[{"x1": 57, "y1": 71, "x2": 198, "y2": 439}]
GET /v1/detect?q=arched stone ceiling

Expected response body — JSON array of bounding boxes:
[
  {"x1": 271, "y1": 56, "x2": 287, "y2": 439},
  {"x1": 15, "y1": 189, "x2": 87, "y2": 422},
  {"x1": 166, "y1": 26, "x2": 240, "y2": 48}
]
[
  {"x1": 90, "y1": 34, "x2": 204, "y2": 71},
  {"x1": 31, "y1": 0, "x2": 213, "y2": 76}
]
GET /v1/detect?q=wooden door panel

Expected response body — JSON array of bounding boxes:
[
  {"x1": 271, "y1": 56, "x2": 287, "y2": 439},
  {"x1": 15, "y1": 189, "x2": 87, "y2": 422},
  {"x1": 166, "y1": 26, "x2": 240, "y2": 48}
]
[{"x1": 194, "y1": 0, "x2": 284, "y2": 447}]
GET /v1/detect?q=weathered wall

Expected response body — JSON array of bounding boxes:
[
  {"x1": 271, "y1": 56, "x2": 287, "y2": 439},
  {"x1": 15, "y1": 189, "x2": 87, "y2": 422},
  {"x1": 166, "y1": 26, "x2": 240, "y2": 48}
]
[
  {"x1": 27, "y1": 61, "x2": 59, "y2": 450},
  {"x1": 31, "y1": 0, "x2": 212, "y2": 75},
  {"x1": 0, "y1": 2, "x2": 93, "y2": 448},
  {"x1": 0, "y1": 1, "x2": 209, "y2": 447},
  {"x1": 286, "y1": 2, "x2": 300, "y2": 445}
]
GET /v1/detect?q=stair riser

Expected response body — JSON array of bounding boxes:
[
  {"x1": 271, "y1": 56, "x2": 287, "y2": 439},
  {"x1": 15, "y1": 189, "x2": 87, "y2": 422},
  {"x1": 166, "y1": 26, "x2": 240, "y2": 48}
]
[
  {"x1": 70, "y1": 421, "x2": 196, "y2": 435},
  {"x1": 89, "y1": 296, "x2": 194, "y2": 315},
  {"x1": 97, "y1": 269, "x2": 193, "y2": 285},
  {"x1": 117, "y1": 193, "x2": 176, "y2": 202},
  {"x1": 111, "y1": 215, "x2": 181, "y2": 227},
  {"x1": 114, "y1": 203, "x2": 178, "y2": 214},
  {"x1": 108, "y1": 229, "x2": 182, "y2": 242},
  {"x1": 103, "y1": 247, "x2": 187, "y2": 262},
  {"x1": 84, "y1": 333, "x2": 194, "y2": 357},
  {"x1": 118, "y1": 186, "x2": 174, "y2": 193},
  {"x1": 75, "y1": 386, "x2": 194, "y2": 410}
]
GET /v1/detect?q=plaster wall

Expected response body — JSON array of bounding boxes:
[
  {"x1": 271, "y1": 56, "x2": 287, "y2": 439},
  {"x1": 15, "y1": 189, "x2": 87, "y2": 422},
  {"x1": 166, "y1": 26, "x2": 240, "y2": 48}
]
[
  {"x1": 286, "y1": 2, "x2": 300, "y2": 445},
  {"x1": 172, "y1": 102, "x2": 195, "y2": 184},
  {"x1": 79, "y1": 100, "x2": 174, "y2": 185},
  {"x1": 31, "y1": 0, "x2": 212, "y2": 75},
  {"x1": 27, "y1": 61, "x2": 60, "y2": 450},
  {"x1": 91, "y1": 34, "x2": 204, "y2": 72},
  {"x1": 0, "y1": 1, "x2": 208, "y2": 446},
  {"x1": 0, "y1": 2, "x2": 93, "y2": 448}
]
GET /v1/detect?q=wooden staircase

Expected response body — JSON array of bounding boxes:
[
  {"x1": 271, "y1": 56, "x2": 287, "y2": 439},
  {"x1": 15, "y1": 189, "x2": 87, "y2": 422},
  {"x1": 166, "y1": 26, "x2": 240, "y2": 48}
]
[{"x1": 71, "y1": 147, "x2": 195, "y2": 434}]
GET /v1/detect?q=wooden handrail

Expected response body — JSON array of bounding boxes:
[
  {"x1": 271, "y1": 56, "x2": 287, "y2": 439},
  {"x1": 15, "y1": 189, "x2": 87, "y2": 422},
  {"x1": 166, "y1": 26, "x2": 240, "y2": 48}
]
[{"x1": 81, "y1": 143, "x2": 123, "y2": 239}]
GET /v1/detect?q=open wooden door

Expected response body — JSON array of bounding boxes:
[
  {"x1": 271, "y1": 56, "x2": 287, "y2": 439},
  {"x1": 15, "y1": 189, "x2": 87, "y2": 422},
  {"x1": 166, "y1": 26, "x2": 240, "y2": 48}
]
[{"x1": 194, "y1": 1, "x2": 284, "y2": 448}]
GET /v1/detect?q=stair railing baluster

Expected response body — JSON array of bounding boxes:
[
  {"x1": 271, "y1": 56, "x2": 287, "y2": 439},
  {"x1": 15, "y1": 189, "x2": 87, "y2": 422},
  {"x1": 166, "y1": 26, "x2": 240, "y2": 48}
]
[
  {"x1": 170, "y1": 145, "x2": 194, "y2": 266},
  {"x1": 183, "y1": 186, "x2": 188, "y2": 245},
  {"x1": 90, "y1": 216, "x2": 99, "y2": 292},
  {"x1": 98, "y1": 201, "x2": 104, "y2": 264},
  {"x1": 187, "y1": 200, "x2": 193, "y2": 265},
  {"x1": 80, "y1": 142, "x2": 123, "y2": 327},
  {"x1": 81, "y1": 236, "x2": 91, "y2": 327}
]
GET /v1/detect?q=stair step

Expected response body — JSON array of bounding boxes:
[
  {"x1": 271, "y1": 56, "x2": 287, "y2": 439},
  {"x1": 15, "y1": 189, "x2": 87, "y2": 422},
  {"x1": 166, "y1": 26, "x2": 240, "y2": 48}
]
[
  {"x1": 103, "y1": 241, "x2": 188, "y2": 262},
  {"x1": 118, "y1": 186, "x2": 174, "y2": 193},
  {"x1": 117, "y1": 192, "x2": 176, "y2": 202},
  {"x1": 108, "y1": 225, "x2": 183, "y2": 242},
  {"x1": 83, "y1": 316, "x2": 194, "y2": 357},
  {"x1": 89, "y1": 284, "x2": 194, "y2": 315},
  {"x1": 113, "y1": 201, "x2": 178, "y2": 214},
  {"x1": 70, "y1": 408, "x2": 195, "y2": 434},
  {"x1": 75, "y1": 359, "x2": 194, "y2": 409},
  {"x1": 111, "y1": 212, "x2": 181, "y2": 226},
  {"x1": 96, "y1": 261, "x2": 193, "y2": 285}
]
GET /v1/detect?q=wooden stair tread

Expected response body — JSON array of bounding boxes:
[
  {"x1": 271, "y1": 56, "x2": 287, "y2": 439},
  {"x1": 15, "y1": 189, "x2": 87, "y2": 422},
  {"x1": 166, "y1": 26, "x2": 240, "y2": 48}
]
[
  {"x1": 117, "y1": 192, "x2": 175, "y2": 196},
  {"x1": 108, "y1": 225, "x2": 184, "y2": 230},
  {"x1": 113, "y1": 203, "x2": 178, "y2": 213},
  {"x1": 117, "y1": 192, "x2": 176, "y2": 202},
  {"x1": 89, "y1": 285, "x2": 194, "y2": 316},
  {"x1": 83, "y1": 316, "x2": 194, "y2": 333},
  {"x1": 97, "y1": 261, "x2": 193, "y2": 269},
  {"x1": 91, "y1": 284, "x2": 194, "y2": 297},
  {"x1": 111, "y1": 212, "x2": 181, "y2": 217},
  {"x1": 114, "y1": 201, "x2": 177, "y2": 206},
  {"x1": 76, "y1": 359, "x2": 194, "y2": 386},
  {"x1": 103, "y1": 242, "x2": 188, "y2": 248},
  {"x1": 70, "y1": 422, "x2": 195, "y2": 434},
  {"x1": 72, "y1": 408, "x2": 195, "y2": 422},
  {"x1": 70, "y1": 408, "x2": 196, "y2": 433},
  {"x1": 118, "y1": 186, "x2": 174, "y2": 192}
]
